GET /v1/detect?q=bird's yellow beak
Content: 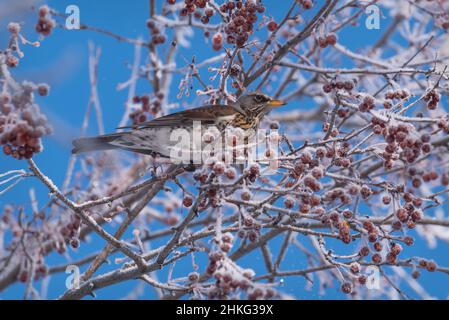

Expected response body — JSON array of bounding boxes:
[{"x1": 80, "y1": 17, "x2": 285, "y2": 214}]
[{"x1": 268, "y1": 99, "x2": 287, "y2": 107}]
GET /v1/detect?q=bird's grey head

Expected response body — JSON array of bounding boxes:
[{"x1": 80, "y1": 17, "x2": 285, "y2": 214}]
[{"x1": 233, "y1": 92, "x2": 287, "y2": 117}]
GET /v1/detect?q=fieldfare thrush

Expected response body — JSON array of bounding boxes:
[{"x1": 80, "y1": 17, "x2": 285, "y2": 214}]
[{"x1": 72, "y1": 92, "x2": 286, "y2": 161}]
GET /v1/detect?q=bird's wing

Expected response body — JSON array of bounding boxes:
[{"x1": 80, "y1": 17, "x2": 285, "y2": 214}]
[{"x1": 118, "y1": 104, "x2": 240, "y2": 129}]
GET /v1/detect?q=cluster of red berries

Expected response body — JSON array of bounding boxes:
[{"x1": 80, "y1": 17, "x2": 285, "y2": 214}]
[
  {"x1": 385, "y1": 89, "x2": 410, "y2": 101},
  {"x1": 323, "y1": 187, "x2": 352, "y2": 205},
  {"x1": 237, "y1": 215, "x2": 261, "y2": 243},
  {"x1": 290, "y1": 152, "x2": 317, "y2": 179},
  {"x1": 343, "y1": 263, "x2": 367, "y2": 293},
  {"x1": 206, "y1": 252, "x2": 275, "y2": 299},
  {"x1": 372, "y1": 118, "x2": 431, "y2": 167},
  {"x1": 407, "y1": 166, "x2": 440, "y2": 189},
  {"x1": 221, "y1": 0, "x2": 265, "y2": 47},
  {"x1": 35, "y1": 5, "x2": 55, "y2": 37},
  {"x1": 243, "y1": 163, "x2": 260, "y2": 183},
  {"x1": 359, "y1": 95, "x2": 375, "y2": 112},
  {"x1": 383, "y1": 89, "x2": 411, "y2": 108},
  {"x1": 206, "y1": 187, "x2": 221, "y2": 208},
  {"x1": 303, "y1": 174, "x2": 321, "y2": 193},
  {"x1": 296, "y1": 193, "x2": 321, "y2": 214},
  {"x1": 423, "y1": 89, "x2": 440, "y2": 110},
  {"x1": 189, "y1": 2, "x2": 214, "y2": 24},
  {"x1": 130, "y1": 94, "x2": 163, "y2": 125},
  {"x1": 1, "y1": 87, "x2": 53, "y2": 159},
  {"x1": 219, "y1": 232, "x2": 234, "y2": 252},
  {"x1": 393, "y1": 203, "x2": 423, "y2": 231},
  {"x1": 4, "y1": 24, "x2": 22, "y2": 68},
  {"x1": 418, "y1": 259, "x2": 437, "y2": 272},
  {"x1": 322, "y1": 122, "x2": 339, "y2": 137},
  {"x1": 336, "y1": 108, "x2": 350, "y2": 118},
  {"x1": 289, "y1": 150, "x2": 352, "y2": 213},
  {"x1": 18, "y1": 260, "x2": 48, "y2": 283},
  {"x1": 59, "y1": 215, "x2": 82, "y2": 249},
  {"x1": 359, "y1": 232, "x2": 405, "y2": 266},
  {"x1": 331, "y1": 142, "x2": 354, "y2": 169},
  {"x1": 337, "y1": 149, "x2": 353, "y2": 167},
  {"x1": 173, "y1": 0, "x2": 211, "y2": 20},
  {"x1": 146, "y1": 20, "x2": 166, "y2": 45},
  {"x1": 289, "y1": 147, "x2": 355, "y2": 207},
  {"x1": 318, "y1": 33, "x2": 338, "y2": 48},
  {"x1": 322, "y1": 79, "x2": 355, "y2": 93},
  {"x1": 130, "y1": 96, "x2": 149, "y2": 125},
  {"x1": 362, "y1": 220, "x2": 380, "y2": 243},
  {"x1": 191, "y1": 161, "x2": 241, "y2": 208}
]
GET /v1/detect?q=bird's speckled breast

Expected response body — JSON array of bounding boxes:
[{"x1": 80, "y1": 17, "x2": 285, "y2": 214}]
[{"x1": 224, "y1": 113, "x2": 259, "y2": 130}]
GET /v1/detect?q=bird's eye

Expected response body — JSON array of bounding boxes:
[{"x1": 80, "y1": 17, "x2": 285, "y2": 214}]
[{"x1": 254, "y1": 95, "x2": 266, "y2": 103}]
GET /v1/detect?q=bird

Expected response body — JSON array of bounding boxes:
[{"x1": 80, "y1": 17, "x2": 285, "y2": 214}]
[{"x1": 71, "y1": 92, "x2": 286, "y2": 163}]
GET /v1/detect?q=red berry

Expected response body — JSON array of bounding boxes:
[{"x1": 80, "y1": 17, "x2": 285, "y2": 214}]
[
  {"x1": 341, "y1": 282, "x2": 353, "y2": 294},
  {"x1": 359, "y1": 246, "x2": 370, "y2": 257},
  {"x1": 267, "y1": 21, "x2": 278, "y2": 32},
  {"x1": 18, "y1": 271, "x2": 28, "y2": 283},
  {"x1": 323, "y1": 83, "x2": 333, "y2": 93},
  {"x1": 213, "y1": 162, "x2": 225, "y2": 174},
  {"x1": 326, "y1": 33, "x2": 338, "y2": 45},
  {"x1": 70, "y1": 238, "x2": 80, "y2": 249},
  {"x1": 302, "y1": 0, "x2": 313, "y2": 9},
  {"x1": 284, "y1": 197, "x2": 295, "y2": 209},
  {"x1": 241, "y1": 190, "x2": 251, "y2": 201},
  {"x1": 200, "y1": 16, "x2": 209, "y2": 24},
  {"x1": 403, "y1": 236, "x2": 414, "y2": 246},
  {"x1": 6, "y1": 55, "x2": 19, "y2": 68},
  {"x1": 358, "y1": 275, "x2": 367, "y2": 285},
  {"x1": 371, "y1": 253, "x2": 382, "y2": 264},
  {"x1": 188, "y1": 272, "x2": 199, "y2": 281},
  {"x1": 373, "y1": 242, "x2": 382, "y2": 252},
  {"x1": 212, "y1": 33, "x2": 223, "y2": 51},
  {"x1": 37, "y1": 84, "x2": 50, "y2": 96},
  {"x1": 426, "y1": 260, "x2": 437, "y2": 272},
  {"x1": 350, "y1": 262, "x2": 360, "y2": 274},
  {"x1": 183, "y1": 196, "x2": 193, "y2": 207},
  {"x1": 225, "y1": 168, "x2": 236, "y2": 180}
]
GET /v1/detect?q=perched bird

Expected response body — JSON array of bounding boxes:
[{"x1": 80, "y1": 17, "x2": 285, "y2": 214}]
[{"x1": 71, "y1": 92, "x2": 286, "y2": 162}]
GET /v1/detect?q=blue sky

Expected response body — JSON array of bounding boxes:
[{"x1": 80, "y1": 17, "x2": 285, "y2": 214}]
[{"x1": 1, "y1": 0, "x2": 449, "y2": 300}]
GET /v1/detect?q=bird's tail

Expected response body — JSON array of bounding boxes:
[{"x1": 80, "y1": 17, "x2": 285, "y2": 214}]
[{"x1": 72, "y1": 133, "x2": 123, "y2": 154}]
